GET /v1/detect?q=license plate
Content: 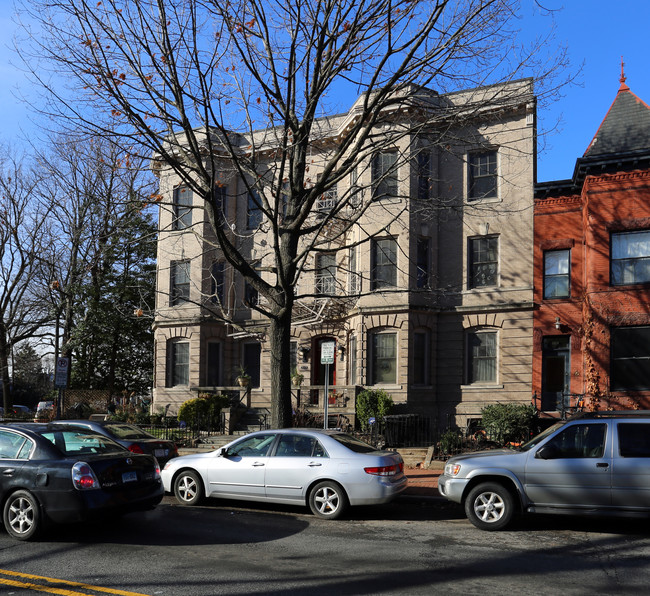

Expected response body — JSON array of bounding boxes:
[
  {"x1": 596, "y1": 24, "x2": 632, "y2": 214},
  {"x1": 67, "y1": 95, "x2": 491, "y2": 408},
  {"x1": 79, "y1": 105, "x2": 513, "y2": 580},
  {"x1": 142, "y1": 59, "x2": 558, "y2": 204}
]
[
  {"x1": 154, "y1": 449, "x2": 168, "y2": 457},
  {"x1": 122, "y1": 471, "x2": 138, "y2": 483}
]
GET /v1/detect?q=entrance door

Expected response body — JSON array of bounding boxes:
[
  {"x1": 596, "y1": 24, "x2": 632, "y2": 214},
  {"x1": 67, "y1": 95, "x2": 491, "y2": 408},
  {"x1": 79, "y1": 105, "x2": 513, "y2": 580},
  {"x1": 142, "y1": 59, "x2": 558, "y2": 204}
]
[{"x1": 541, "y1": 336, "x2": 570, "y2": 411}]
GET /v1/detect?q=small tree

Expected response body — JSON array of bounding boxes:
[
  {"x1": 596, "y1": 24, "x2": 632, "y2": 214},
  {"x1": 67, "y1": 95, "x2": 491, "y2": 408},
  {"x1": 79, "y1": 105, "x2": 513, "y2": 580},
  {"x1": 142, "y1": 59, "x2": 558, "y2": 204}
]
[
  {"x1": 356, "y1": 389, "x2": 394, "y2": 431},
  {"x1": 178, "y1": 393, "x2": 230, "y2": 429},
  {"x1": 481, "y1": 402, "x2": 537, "y2": 446}
]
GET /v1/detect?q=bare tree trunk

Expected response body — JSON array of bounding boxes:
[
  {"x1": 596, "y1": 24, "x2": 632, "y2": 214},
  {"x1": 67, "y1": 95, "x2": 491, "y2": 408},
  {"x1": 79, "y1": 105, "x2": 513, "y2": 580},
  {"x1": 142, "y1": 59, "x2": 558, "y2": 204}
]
[
  {"x1": 0, "y1": 324, "x2": 11, "y2": 412},
  {"x1": 268, "y1": 309, "x2": 294, "y2": 428}
]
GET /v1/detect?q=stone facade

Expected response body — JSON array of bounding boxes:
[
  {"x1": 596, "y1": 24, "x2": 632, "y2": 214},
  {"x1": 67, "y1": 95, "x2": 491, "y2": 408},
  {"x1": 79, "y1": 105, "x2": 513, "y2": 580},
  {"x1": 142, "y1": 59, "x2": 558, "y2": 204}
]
[{"x1": 152, "y1": 80, "x2": 536, "y2": 430}]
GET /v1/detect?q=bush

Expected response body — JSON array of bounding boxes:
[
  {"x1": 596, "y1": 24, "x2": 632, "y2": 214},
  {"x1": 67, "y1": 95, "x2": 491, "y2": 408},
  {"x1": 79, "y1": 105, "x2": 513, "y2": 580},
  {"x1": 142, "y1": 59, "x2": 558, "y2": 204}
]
[
  {"x1": 356, "y1": 389, "x2": 394, "y2": 431},
  {"x1": 439, "y1": 429, "x2": 462, "y2": 454},
  {"x1": 481, "y1": 402, "x2": 537, "y2": 446},
  {"x1": 178, "y1": 393, "x2": 230, "y2": 429}
]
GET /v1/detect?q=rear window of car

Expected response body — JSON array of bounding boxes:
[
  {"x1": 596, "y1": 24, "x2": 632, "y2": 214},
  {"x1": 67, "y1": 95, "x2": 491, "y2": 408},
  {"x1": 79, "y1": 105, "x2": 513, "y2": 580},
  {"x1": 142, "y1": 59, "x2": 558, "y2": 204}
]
[
  {"x1": 39, "y1": 429, "x2": 127, "y2": 456},
  {"x1": 330, "y1": 433, "x2": 378, "y2": 453},
  {"x1": 618, "y1": 423, "x2": 650, "y2": 457},
  {"x1": 104, "y1": 424, "x2": 153, "y2": 440}
]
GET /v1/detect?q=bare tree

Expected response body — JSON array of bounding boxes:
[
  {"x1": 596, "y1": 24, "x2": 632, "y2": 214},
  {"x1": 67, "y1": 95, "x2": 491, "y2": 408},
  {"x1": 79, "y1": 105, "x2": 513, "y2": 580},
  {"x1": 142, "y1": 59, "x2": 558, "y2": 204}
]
[
  {"x1": 34, "y1": 135, "x2": 157, "y2": 398},
  {"x1": 0, "y1": 147, "x2": 53, "y2": 412},
  {"x1": 18, "y1": 0, "x2": 569, "y2": 426}
]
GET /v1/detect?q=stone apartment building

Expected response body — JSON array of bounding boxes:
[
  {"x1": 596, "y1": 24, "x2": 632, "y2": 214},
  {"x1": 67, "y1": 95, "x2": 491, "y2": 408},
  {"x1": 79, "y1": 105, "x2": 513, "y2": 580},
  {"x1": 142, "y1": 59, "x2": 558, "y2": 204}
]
[
  {"x1": 534, "y1": 73, "x2": 650, "y2": 415},
  {"x1": 152, "y1": 79, "x2": 536, "y2": 431}
]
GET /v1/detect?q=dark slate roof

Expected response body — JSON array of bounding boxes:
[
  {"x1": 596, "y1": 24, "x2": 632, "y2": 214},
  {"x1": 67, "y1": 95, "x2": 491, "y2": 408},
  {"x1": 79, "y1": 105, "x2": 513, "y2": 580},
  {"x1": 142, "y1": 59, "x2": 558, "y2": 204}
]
[
  {"x1": 583, "y1": 81, "x2": 650, "y2": 158},
  {"x1": 536, "y1": 77, "x2": 650, "y2": 198}
]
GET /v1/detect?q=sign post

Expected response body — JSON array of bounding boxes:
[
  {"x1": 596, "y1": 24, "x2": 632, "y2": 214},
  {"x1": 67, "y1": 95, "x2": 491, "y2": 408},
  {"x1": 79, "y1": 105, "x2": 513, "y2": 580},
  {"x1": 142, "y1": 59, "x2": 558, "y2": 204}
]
[
  {"x1": 54, "y1": 357, "x2": 70, "y2": 420},
  {"x1": 320, "y1": 341, "x2": 335, "y2": 429}
]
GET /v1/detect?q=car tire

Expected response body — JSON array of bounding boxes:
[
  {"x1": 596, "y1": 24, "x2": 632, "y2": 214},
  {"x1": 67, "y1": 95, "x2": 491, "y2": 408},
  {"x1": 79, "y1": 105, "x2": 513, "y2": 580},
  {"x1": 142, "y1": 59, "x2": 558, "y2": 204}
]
[
  {"x1": 465, "y1": 482, "x2": 515, "y2": 531},
  {"x1": 308, "y1": 481, "x2": 348, "y2": 520},
  {"x1": 173, "y1": 470, "x2": 204, "y2": 506},
  {"x1": 3, "y1": 490, "x2": 41, "y2": 541}
]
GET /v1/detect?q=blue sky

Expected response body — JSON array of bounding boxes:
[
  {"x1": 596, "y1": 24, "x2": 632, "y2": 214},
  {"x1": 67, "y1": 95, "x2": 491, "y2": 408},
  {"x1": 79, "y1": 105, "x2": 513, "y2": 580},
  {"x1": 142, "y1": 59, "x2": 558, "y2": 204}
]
[{"x1": 0, "y1": 1, "x2": 648, "y2": 183}]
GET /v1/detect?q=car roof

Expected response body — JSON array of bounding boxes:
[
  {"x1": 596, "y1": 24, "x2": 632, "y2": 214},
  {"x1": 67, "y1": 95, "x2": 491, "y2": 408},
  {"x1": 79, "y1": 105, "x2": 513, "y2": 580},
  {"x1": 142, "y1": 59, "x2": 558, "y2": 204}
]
[{"x1": 569, "y1": 410, "x2": 650, "y2": 421}]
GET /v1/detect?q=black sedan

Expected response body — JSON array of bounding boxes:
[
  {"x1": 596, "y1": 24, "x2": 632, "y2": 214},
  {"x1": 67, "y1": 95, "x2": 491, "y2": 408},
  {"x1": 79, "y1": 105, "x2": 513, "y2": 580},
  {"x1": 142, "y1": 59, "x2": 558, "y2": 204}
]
[
  {"x1": 0, "y1": 423, "x2": 164, "y2": 540},
  {"x1": 51, "y1": 420, "x2": 179, "y2": 467}
]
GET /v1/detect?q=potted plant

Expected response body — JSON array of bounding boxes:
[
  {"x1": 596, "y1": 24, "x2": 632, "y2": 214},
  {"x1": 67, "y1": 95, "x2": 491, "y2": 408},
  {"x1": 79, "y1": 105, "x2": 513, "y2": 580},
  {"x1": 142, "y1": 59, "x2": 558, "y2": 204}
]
[
  {"x1": 291, "y1": 370, "x2": 304, "y2": 387},
  {"x1": 236, "y1": 365, "x2": 251, "y2": 387}
]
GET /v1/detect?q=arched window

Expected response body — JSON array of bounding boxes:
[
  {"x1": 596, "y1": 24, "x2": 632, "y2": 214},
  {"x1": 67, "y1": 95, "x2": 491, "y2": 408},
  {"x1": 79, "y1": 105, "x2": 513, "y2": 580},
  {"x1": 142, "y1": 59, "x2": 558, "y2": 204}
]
[
  {"x1": 368, "y1": 329, "x2": 397, "y2": 385},
  {"x1": 466, "y1": 329, "x2": 497, "y2": 384},
  {"x1": 166, "y1": 339, "x2": 190, "y2": 387}
]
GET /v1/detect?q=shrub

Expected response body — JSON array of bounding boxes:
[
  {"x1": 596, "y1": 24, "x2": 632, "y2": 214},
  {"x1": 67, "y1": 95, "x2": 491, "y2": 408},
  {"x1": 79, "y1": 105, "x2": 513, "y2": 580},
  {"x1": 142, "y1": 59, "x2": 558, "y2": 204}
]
[
  {"x1": 481, "y1": 402, "x2": 537, "y2": 446},
  {"x1": 356, "y1": 389, "x2": 394, "y2": 431},
  {"x1": 178, "y1": 393, "x2": 230, "y2": 429},
  {"x1": 439, "y1": 429, "x2": 462, "y2": 454}
]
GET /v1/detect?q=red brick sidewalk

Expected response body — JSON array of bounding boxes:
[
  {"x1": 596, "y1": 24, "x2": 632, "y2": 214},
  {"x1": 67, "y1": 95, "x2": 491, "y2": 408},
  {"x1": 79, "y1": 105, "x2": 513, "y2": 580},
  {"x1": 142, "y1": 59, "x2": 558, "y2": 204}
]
[{"x1": 403, "y1": 467, "x2": 441, "y2": 497}]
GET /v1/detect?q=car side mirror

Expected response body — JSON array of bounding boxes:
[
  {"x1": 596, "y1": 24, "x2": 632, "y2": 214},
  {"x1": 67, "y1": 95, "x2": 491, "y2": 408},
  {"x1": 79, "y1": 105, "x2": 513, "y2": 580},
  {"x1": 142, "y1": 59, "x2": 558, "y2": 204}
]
[
  {"x1": 536, "y1": 444, "x2": 558, "y2": 460},
  {"x1": 217, "y1": 447, "x2": 230, "y2": 457}
]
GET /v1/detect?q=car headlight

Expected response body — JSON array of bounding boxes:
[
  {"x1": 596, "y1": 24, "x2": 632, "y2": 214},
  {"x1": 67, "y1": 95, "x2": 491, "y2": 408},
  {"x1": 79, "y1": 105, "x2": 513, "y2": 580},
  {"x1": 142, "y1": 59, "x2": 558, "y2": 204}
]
[{"x1": 444, "y1": 462, "x2": 461, "y2": 477}]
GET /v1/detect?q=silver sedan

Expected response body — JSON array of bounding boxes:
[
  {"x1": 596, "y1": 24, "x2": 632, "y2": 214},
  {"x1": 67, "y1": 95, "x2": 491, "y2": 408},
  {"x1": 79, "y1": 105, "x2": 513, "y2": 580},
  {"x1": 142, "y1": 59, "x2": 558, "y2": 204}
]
[{"x1": 161, "y1": 429, "x2": 407, "y2": 519}]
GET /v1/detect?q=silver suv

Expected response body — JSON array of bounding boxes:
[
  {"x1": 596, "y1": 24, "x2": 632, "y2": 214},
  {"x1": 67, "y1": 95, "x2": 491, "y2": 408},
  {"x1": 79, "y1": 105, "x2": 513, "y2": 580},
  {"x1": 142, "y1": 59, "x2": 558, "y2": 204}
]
[{"x1": 438, "y1": 411, "x2": 650, "y2": 530}]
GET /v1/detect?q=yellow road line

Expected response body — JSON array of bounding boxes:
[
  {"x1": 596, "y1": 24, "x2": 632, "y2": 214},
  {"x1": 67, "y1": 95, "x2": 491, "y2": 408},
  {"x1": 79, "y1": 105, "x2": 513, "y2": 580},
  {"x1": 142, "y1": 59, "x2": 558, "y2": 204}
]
[
  {"x1": 0, "y1": 569, "x2": 152, "y2": 596},
  {"x1": 0, "y1": 577, "x2": 93, "y2": 595}
]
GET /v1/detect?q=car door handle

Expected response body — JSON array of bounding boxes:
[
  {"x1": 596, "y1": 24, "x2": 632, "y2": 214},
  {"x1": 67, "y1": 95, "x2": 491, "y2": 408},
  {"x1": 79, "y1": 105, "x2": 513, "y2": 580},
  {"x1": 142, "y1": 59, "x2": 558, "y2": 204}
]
[
  {"x1": 252, "y1": 462, "x2": 265, "y2": 467},
  {"x1": 308, "y1": 462, "x2": 322, "y2": 467},
  {"x1": 596, "y1": 462, "x2": 609, "y2": 468},
  {"x1": 2, "y1": 469, "x2": 15, "y2": 476}
]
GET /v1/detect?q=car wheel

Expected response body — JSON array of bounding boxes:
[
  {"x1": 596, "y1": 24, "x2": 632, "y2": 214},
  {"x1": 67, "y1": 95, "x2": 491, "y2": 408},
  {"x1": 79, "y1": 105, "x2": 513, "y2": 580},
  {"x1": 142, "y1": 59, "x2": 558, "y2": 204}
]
[
  {"x1": 308, "y1": 481, "x2": 348, "y2": 520},
  {"x1": 3, "y1": 490, "x2": 41, "y2": 541},
  {"x1": 173, "y1": 470, "x2": 204, "y2": 506},
  {"x1": 465, "y1": 482, "x2": 515, "y2": 531}
]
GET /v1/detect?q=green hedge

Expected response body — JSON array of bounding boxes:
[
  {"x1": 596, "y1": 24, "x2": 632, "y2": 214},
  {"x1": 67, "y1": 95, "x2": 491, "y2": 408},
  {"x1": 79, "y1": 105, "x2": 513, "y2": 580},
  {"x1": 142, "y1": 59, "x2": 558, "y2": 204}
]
[
  {"x1": 178, "y1": 393, "x2": 230, "y2": 428},
  {"x1": 481, "y1": 402, "x2": 537, "y2": 445},
  {"x1": 356, "y1": 389, "x2": 394, "y2": 431}
]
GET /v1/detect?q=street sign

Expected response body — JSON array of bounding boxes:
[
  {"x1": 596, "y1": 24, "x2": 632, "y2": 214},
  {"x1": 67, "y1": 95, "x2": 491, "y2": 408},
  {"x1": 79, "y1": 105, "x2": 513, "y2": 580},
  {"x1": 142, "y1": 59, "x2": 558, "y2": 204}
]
[
  {"x1": 320, "y1": 341, "x2": 335, "y2": 365},
  {"x1": 54, "y1": 357, "x2": 69, "y2": 388}
]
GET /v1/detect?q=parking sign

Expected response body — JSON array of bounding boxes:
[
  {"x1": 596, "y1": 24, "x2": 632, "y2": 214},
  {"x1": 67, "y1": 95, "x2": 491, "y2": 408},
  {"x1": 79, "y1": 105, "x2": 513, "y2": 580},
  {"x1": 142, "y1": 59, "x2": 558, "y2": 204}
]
[
  {"x1": 55, "y1": 357, "x2": 69, "y2": 388},
  {"x1": 320, "y1": 341, "x2": 335, "y2": 364}
]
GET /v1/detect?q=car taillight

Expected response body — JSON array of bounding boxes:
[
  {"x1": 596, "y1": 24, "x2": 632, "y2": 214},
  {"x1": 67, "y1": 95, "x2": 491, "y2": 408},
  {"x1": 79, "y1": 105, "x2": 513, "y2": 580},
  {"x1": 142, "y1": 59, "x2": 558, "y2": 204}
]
[
  {"x1": 364, "y1": 464, "x2": 401, "y2": 476},
  {"x1": 128, "y1": 444, "x2": 144, "y2": 454},
  {"x1": 72, "y1": 462, "x2": 100, "y2": 490}
]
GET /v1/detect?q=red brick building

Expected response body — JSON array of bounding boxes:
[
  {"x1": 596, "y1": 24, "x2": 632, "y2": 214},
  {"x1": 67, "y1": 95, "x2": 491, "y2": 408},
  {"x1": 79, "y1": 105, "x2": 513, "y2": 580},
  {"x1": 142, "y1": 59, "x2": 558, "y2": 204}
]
[{"x1": 534, "y1": 71, "x2": 650, "y2": 415}]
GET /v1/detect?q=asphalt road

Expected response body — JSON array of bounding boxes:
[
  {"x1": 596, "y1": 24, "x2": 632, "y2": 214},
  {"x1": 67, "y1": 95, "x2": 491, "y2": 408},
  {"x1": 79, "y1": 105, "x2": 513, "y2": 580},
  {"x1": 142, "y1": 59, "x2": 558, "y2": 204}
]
[{"x1": 3, "y1": 495, "x2": 650, "y2": 595}]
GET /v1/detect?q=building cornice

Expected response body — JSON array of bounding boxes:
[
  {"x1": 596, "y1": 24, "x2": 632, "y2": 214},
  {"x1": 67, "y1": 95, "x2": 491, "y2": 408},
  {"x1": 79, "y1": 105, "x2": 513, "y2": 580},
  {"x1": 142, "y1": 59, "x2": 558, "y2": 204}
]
[{"x1": 440, "y1": 301, "x2": 535, "y2": 315}]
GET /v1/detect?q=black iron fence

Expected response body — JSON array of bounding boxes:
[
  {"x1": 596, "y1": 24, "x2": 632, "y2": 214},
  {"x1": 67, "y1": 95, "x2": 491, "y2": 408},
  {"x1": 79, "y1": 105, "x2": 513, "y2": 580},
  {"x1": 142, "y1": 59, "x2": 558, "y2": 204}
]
[
  {"x1": 355, "y1": 414, "x2": 539, "y2": 459},
  {"x1": 138, "y1": 415, "x2": 223, "y2": 448},
  {"x1": 127, "y1": 411, "x2": 540, "y2": 460}
]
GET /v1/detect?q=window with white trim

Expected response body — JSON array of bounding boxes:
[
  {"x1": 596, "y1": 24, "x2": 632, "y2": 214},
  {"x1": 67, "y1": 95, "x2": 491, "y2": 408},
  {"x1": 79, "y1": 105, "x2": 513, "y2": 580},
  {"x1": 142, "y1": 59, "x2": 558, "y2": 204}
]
[
  {"x1": 369, "y1": 331, "x2": 397, "y2": 384},
  {"x1": 170, "y1": 260, "x2": 190, "y2": 306},
  {"x1": 172, "y1": 186, "x2": 192, "y2": 230},
  {"x1": 467, "y1": 330, "x2": 497, "y2": 384},
  {"x1": 468, "y1": 151, "x2": 497, "y2": 200},
  {"x1": 372, "y1": 151, "x2": 398, "y2": 200},
  {"x1": 371, "y1": 238, "x2": 397, "y2": 290},
  {"x1": 469, "y1": 236, "x2": 498, "y2": 288},
  {"x1": 544, "y1": 249, "x2": 570, "y2": 298},
  {"x1": 611, "y1": 230, "x2": 650, "y2": 285},
  {"x1": 166, "y1": 340, "x2": 190, "y2": 387}
]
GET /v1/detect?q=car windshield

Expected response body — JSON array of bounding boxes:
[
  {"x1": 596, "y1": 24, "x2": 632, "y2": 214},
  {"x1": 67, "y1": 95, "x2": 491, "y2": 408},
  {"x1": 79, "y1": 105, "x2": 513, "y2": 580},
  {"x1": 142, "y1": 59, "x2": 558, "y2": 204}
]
[
  {"x1": 330, "y1": 433, "x2": 378, "y2": 453},
  {"x1": 39, "y1": 429, "x2": 128, "y2": 456},
  {"x1": 104, "y1": 424, "x2": 154, "y2": 440},
  {"x1": 518, "y1": 421, "x2": 566, "y2": 452}
]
